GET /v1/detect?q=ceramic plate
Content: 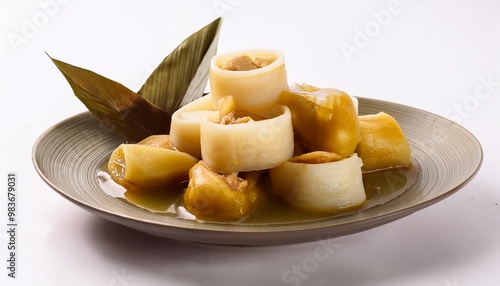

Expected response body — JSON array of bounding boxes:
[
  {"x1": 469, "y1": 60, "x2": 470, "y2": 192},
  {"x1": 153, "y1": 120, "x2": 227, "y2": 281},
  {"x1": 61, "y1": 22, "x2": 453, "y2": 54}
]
[{"x1": 32, "y1": 98, "x2": 482, "y2": 245}]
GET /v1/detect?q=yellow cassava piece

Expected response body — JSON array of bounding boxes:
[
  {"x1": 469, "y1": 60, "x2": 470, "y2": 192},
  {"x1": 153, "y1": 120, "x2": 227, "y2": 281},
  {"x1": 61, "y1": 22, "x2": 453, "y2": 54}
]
[
  {"x1": 280, "y1": 83, "x2": 361, "y2": 157},
  {"x1": 108, "y1": 143, "x2": 199, "y2": 188},
  {"x1": 356, "y1": 112, "x2": 411, "y2": 171}
]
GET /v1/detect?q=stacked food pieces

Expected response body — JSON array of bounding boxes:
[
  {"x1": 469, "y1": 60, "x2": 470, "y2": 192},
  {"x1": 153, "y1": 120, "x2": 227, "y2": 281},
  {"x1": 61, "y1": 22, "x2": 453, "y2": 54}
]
[{"x1": 107, "y1": 49, "x2": 411, "y2": 221}]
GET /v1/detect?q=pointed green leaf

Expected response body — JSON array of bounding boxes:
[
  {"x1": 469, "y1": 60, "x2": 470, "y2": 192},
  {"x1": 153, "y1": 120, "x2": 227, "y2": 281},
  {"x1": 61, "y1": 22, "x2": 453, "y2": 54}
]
[
  {"x1": 138, "y1": 17, "x2": 222, "y2": 114},
  {"x1": 49, "y1": 55, "x2": 171, "y2": 142}
]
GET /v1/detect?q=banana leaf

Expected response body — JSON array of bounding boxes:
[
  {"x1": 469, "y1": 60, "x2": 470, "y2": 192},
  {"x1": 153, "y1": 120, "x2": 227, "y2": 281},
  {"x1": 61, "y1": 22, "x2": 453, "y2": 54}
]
[
  {"x1": 48, "y1": 17, "x2": 222, "y2": 141},
  {"x1": 49, "y1": 56, "x2": 171, "y2": 142},
  {"x1": 138, "y1": 17, "x2": 222, "y2": 115}
]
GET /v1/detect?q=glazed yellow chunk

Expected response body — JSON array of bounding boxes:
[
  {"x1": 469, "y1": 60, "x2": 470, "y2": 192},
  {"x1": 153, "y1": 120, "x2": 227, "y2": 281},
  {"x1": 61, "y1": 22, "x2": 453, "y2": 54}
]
[
  {"x1": 279, "y1": 83, "x2": 361, "y2": 157},
  {"x1": 183, "y1": 162, "x2": 260, "y2": 220},
  {"x1": 108, "y1": 136, "x2": 199, "y2": 188},
  {"x1": 356, "y1": 112, "x2": 411, "y2": 171}
]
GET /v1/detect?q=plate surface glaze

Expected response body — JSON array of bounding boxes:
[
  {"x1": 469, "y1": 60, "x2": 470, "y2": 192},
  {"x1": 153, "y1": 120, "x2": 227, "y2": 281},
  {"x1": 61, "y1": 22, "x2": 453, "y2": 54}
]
[{"x1": 33, "y1": 98, "x2": 482, "y2": 245}]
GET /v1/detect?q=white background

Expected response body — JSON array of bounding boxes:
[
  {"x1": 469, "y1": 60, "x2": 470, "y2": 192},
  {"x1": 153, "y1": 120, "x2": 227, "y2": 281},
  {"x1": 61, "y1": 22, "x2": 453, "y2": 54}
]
[{"x1": 1, "y1": 0, "x2": 500, "y2": 285}]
